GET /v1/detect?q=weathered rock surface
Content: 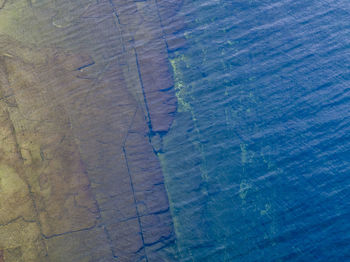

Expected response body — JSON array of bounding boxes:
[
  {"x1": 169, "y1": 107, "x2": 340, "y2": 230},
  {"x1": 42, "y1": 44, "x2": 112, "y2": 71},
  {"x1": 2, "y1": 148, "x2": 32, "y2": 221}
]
[
  {"x1": 109, "y1": 0, "x2": 180, "y2": 132},
  {"x1": 1, "y1": 37, "x2": 99, "y2": 238},
  {"x1": 0, "y1": 0, "x2": 183, "y2": 258}
]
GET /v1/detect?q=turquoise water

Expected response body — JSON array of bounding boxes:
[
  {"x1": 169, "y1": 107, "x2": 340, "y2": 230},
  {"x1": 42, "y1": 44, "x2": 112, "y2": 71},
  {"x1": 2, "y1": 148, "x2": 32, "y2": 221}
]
[{"x1": 161, "y1": 0, "x2": 350, "y2": 261}]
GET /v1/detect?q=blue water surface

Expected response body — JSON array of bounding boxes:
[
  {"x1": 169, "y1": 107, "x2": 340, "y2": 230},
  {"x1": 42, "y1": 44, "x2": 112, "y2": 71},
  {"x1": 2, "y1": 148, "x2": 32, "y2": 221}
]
[{"x1": 161, "y1": 0, "x2": 350, "y2": 261}]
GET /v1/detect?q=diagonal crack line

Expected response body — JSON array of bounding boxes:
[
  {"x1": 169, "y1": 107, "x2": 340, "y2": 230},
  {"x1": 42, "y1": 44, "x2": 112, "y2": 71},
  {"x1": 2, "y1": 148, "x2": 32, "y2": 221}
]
[
  {"x1": 122, "y1": 144, "x2": 149, "y2": 262},
  {"x1": 41, "y1": 223, "x2": 97, "y2": 239},
  {"x1": 133, "y1": 46, "x2": 153, "y2": 132},
  {"x1": 0, "y1": 216, "x2": 36, "y2": 228}
]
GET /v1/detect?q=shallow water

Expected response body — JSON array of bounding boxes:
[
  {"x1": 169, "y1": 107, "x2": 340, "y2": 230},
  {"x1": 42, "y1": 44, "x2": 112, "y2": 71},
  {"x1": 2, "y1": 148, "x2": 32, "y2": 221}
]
[
  {"x1": 162, "y1": 0, "x2": 350, "y2": 261},
  {"x1": 0, "y1": 0, "x2": 177, "y2": 261}
]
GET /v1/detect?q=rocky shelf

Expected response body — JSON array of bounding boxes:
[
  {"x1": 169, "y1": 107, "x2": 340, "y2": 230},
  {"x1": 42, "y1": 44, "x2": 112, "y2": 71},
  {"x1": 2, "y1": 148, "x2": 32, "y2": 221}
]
[{"x1": 0, "y1": 0, "x2": 185, "y2": 261}]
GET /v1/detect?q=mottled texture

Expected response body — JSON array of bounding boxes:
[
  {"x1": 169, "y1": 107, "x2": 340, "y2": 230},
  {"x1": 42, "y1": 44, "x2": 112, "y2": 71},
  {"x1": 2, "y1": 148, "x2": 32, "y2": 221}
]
[{"x1": 0, "y1": 0, "x2": 182, "y2": 259}]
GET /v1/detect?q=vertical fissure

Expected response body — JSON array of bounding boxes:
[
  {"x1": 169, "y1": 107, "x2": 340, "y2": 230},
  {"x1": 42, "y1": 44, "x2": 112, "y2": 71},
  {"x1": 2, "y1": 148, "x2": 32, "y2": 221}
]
[{"x1": 122, "y1": 146, "x2": 149, "y2": 262}]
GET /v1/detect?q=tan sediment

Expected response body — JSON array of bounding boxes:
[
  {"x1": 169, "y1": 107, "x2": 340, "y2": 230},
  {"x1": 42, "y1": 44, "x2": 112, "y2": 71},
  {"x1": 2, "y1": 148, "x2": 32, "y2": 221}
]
[{"x1": 0, "y1": 0, "x2": 185, "y2": 260}]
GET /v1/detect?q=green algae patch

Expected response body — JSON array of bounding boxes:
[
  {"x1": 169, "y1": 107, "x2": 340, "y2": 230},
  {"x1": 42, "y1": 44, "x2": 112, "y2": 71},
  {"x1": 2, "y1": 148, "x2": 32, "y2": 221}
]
[
  {"x1": 161, "y1": 50, "x2": 214, "y2": 260},
  {"x1": 170, "y1": 55, "x2": 192, "y2": 112}
]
